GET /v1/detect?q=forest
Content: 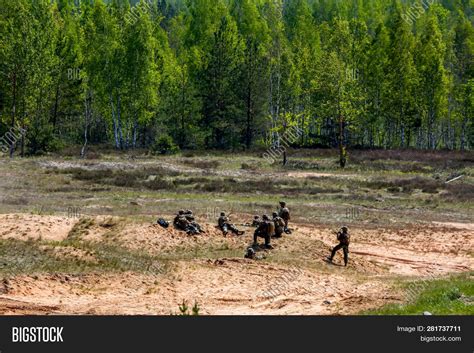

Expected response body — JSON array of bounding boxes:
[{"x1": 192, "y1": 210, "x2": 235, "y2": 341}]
[{"x1": 0, "y1": 0, "x2": 473, "y2": 157}]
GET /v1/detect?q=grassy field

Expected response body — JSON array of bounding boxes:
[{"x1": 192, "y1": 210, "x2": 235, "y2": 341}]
[
  {"x1": 2, "y1": 147, "x2": 473, "y2": 222},
  {"x1": 0, "y1": 148, "x2": 472, "y2": 314},
  {"x1": 364, "y1": 272, "x2": 474, "y2": 315}
]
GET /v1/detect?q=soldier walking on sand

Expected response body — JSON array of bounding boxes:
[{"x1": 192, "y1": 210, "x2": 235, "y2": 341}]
[{"x1": 328, "y1": 226, "x2": 350, "y2": 266}]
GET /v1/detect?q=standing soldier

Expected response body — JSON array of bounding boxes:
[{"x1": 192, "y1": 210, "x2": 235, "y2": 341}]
[
  {"x1": 272, "y1": 212, "x2": 285, "y2": 238},
  {"x1": 278, "y1": 201, "x2": 291, "y2": 234},
  {"x1": 328, "y1": 226, "x2": 350, "y2": 266},
  {"x1": 218, "y1": 212, "x2": 244, "y2": 236},
  {"x1": 253, "y1": 215, "x2": 273, "y2": 249}
]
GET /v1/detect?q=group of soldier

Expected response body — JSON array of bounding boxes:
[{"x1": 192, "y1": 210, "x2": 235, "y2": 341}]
[
  {"x1": 172, "y1": 209, "x2": 203, "y2": 235},
  {"x1": 250, "y1": 201, "x2": 291, "y2": 250},
  {"x1": 216, "y1": 201, "x2": 292, "y2": 252},
  {"x1": 166, "y1": 201, "x2": 351, "y2": 266}
]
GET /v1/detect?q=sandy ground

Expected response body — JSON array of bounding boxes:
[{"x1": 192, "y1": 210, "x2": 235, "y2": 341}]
[{"x1": 0, "y1": 213, "x2": 472, "y2": 315}]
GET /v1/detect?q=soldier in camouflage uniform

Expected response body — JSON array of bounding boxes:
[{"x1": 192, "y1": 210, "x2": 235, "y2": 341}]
[
  {"x1": 278, "y1": 201, "x2": 291, "y2": 234},
  {"x1": 244, "y1": 247, "x2": 256, "y2": 259},
  {"x1": 183, "y1": 210, "x2": 203, "y2": 233},
  {"x1": 218, "y1": 212, "x2": 244, "y2": 236},
  {"x1": 174, "y1": 210, "x2": 201, "y2": 235},
  {"x1": 328, "y1": 226, "x2": 350, "y2": 266},
  {"x1": 173, "y1": 210, "x2": 186, "y2": 228},
  {"x1": 272, "y1": 212, "x2": 285, "y2": 238},
  {"x1": 253, "y1": 215, "x2": 273, "y2": 249},
  {"x1": 251, "y1": 215, "x2": 261, "y2": 227}
]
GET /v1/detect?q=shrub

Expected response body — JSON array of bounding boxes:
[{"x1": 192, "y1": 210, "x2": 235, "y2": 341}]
[
  {"x1": 241, "y1": 162, "x2": 258, "y2": 170},
  {"x1": 112, "y1": 174, "x2": 139, "y2": 188},
  {"x1": 181, "y1": 159, "x2": 220, "y2": 169},
  {"x1": 26, "y1": 123, "x2": 64, "y2": 155},
  {"x1": 151, "y1": 135, "x2": 179, "y2": 155},
  {"x1": 145, "y1": 178, "x2": 176, "y2": 190}
]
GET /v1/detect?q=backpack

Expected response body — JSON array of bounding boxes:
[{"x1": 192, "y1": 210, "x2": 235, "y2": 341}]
[
  {"x1": 267, "y1": 221, "x2": 275, "y2": 236},
  {"x1": 274, "y1": 217, "x2": 285, "y2": 228},
  {"x1": 157, "y1": 218, "x2": 169, "y2": 228}
]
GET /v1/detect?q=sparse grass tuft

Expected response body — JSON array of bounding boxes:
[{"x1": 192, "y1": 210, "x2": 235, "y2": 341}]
[
  {"x1": 177, "y1": 300, "x2": 200, "y2": 315},
  {"x1": 363, "y1": 273, "x2": 474, "y2": 315},
  {"x1": 0, "y1": 238, "x2": 167, "y2": 277},
  {"x1": 181, "y1": 159, "x2": 220, "y2": 169}
]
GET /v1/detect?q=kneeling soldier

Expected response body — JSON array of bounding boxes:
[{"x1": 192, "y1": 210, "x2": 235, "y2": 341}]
[
  {"x1": 253, "y1": 215, "x2": 273, "y2": 249},
  {"x1": 272, "y1": 212, "x2": 285, "y2": 238},
  {"x1": 278, "y1": 201, "x2": 291, "y2": 234}
]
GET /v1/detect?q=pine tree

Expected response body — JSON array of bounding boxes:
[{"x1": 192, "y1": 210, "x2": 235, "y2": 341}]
[{"x1": 199, "y1": 15, "x2": 244, "y2": 148}]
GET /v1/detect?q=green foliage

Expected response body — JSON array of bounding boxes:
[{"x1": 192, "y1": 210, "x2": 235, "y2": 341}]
[
  {"x1": 0, "y1": 0, "x2": 473, "y2": 156},
  {"x1": 178, "y1": 300, "x2": 200, "y2": 315},
  {"x1": 27, "y1": 122, "x2": 64, "y2": 155},
  {"x1": 363, "y1": 273, "x2": 474, "y2": 315},
  {"x1": 151, "y1": 134, "x2": 179, "y2": 155}
]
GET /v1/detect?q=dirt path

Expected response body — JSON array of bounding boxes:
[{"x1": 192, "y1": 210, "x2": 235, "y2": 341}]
[
  {"x1": 287, "y1": 172, "x2": 357, "y2": 179},
  {"x1": 298, "y1": 225, "x2": 473, "y2": 277},
  {"x1": 0, "y1": 214, "x2": 472, "y2": 315}
]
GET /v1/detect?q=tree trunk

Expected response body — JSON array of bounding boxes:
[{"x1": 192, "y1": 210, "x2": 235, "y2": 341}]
[
  {"x1": 110, "y1": 94, "x2": 120, "y2": 149},
  {"x1": 180, "y1": 70, "x2": 186, "y2": 147},
  {"x1": 246, "y1": 82, "x2": 252, "y2": 149},
  {"x1": 10, "y1": 71, "x2": 17, "y2": 158},
  {"x1": 117, "y1": 94, "x2": 124, "y2": 149},
  {"x1": 52, "y1": 80, "x2": 60, "y2": 131},
  {"x1": 81, "y1": 91, "x2": 91, "y2": 159},
  {"x1": 132, "y1": 113, "x2": 138, "y2": 149},
  {"x1": 339, "y1": 114, "x2": 346, "y2": 168}
]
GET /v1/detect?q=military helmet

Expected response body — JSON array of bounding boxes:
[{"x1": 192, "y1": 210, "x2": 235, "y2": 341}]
[
  {"x1": 279, "y1": 201, "x2": 286, "y2": 207},
  {"x1": 245, "y1": 247, "x2": 255, "y2": 258},
  {"x1": 254, "y1": 215, "x2": 260, "y2": 219},
  {"x1": 184, "y1": 209, "x2": 193, "y2": 214},
  {"x1": 272, "y1": 212, "x2": 278, "y2": 218},
  {"x1": 341, "y1": 226, "x2": 348, "y2": 232},
  {"x1": 262, "y1": 214, "x2": 269, "y2": 220},
  {"x1": 178, "y1": 210, "x2": 184, "y2": 215},
  {"x1": 220, "y1": 212, "x2": 225, "y2": 216}
]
